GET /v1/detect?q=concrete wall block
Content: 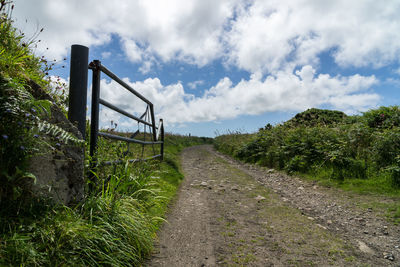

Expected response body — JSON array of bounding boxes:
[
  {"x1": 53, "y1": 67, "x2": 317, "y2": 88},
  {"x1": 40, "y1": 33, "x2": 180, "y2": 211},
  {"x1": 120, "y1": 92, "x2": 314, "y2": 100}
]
[{"x1": 27, "y1": 79, "x2": 85, "y2": 205}]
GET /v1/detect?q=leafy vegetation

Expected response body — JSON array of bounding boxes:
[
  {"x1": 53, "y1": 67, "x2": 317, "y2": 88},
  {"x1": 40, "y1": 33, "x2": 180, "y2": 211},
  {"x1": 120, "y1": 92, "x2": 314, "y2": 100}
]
[
  {"x1": 283, "y1": 108, "x2": 347, "y2": 128},
  {"x1": 0, "y1": 0, "x2": 76, "y2": 205},
  {"x1": 0, "y1": 133, "x2": 209, "y2": 266},
  {"x1": 215, "y1": 107, "x2": 400, "y2": 196},
  {"x1": 0, "y1": 1, "x2": 212, "y2": 265}
]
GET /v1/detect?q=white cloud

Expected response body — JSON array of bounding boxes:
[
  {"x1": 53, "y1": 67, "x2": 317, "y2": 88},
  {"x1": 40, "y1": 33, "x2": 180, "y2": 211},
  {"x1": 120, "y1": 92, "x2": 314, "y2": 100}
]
[
  {"x1": 121, "y1": 39, "x2": 142, "y2": 63},
  {"x1": 187, "y1": 80, "x2": 204, "y2": 89},
  {"x1": 12, "y1": 0, "x2": 395, "y2": 125},
  {"x1": 13, "y1": 0, "x2": 114, "y2": 60},
  {"x1": 225, "y1": 0, "x2": 400, "y2": 73},
  {"x1": 101, "y1": 51, "x2": 112, "y2": 59},
  {"x1": 99, "y1": 108, "x2": 123, "y2": 129},
  {"x1": 385, "y1": 78, "x2": 400, "y2": 88},
  {"x1": 13, "y1": 0, "x2": 237, "y2": 69},
  {"x1": 138, "y1": 61, "x2": 154, "y2": 74},
  {"x1": 13, "y1": 0, "x2": 400, "y2": 73},
  {"x1": 98, "y1": 66, "x2": 379, "y2": 126}
]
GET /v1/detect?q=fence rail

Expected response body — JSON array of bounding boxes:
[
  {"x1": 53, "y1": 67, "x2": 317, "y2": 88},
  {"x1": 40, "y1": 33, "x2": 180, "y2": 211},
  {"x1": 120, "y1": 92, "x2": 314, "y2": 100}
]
[
  {"x1": 68, "y1": 45, "x2": 164, "y2": 192},
  {"x1": 89, "y1": 59, "x2": 164, "y2": 162}
]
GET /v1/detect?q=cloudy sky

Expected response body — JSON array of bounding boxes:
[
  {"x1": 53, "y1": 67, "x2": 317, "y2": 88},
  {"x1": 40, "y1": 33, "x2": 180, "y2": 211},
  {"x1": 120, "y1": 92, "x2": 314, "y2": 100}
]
[{"x1": 13, "y1": 0, "x2": 400, "y2": 136}]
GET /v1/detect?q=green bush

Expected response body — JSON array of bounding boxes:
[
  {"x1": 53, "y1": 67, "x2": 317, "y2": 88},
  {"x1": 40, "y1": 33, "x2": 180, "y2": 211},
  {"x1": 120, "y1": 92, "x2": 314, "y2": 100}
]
[
  {"x1": 372, "y1": 128, "x2": 400, "y2": 168},
  {"x1": 214, "y1": 107, "x2": 400, "y2": 193},
  {"x1": 385, "y1": 156, "x2": 400, "y2": 187},
  {"x1": 362, "y1": 106, "x2": 400, "y2": 129},
  {"x1": 284, "y1": 108, "x2": 347, "y2": 128},
  {"x1": 286, "y1": 155, "x2": 308, "y2": 173}
]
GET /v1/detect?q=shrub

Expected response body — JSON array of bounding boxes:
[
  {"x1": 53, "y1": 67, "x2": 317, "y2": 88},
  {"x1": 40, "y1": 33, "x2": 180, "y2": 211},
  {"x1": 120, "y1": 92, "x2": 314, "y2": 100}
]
[
  {"x1": 362, "y1": 106, "x2": 400, "y2": 129},
  {"x1": 385, "y1": 156, "x2": 400, "y2": 188},
  {"x1": 372, "y1": 128, "x2": 400, "y2": 169},
  {"x1": 286, "y1": 155, "x2": 307, "y2": 173},
  {"x1": 215, "y1": 107, "x2": 400, "y2": 192},
  {"x1": 284, "y1": 108, "x2": 347, "y2": 128}
]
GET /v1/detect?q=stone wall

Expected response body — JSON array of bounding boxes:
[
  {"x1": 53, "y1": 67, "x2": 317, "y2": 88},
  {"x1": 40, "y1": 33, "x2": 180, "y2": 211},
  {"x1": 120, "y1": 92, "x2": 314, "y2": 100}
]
[{"x1": 27, "y1": 80, "x2": 84, "y2": 205}]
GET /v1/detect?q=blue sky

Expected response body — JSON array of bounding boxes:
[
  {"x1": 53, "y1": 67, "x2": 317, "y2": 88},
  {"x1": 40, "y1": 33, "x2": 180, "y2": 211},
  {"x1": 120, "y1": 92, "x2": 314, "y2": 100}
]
[{"x1": 13, "y1": 0, "x2": 400, "y2": 137}]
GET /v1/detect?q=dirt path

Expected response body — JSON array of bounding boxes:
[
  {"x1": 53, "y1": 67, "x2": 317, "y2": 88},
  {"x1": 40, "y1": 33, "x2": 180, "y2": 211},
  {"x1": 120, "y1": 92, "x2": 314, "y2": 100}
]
[{"x1": 148, "y1": 145, "x2": 400, "y2": 266}]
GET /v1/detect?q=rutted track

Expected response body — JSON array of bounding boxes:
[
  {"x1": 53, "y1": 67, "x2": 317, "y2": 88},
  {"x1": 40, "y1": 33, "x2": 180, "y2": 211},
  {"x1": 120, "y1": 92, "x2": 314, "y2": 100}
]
[{"x1": 148, "y1": 145, "x2": 399, "y2": 266}]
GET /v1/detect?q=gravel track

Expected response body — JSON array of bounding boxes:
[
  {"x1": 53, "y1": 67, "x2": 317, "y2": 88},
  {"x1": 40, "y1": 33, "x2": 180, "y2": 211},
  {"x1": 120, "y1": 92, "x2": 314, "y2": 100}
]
[{"x1": 148, "y1": 145, "x2": 400, "y2": 266}]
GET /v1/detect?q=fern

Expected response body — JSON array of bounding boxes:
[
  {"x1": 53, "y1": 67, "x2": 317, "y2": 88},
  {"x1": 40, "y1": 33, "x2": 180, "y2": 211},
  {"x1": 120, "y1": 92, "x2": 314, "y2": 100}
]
[{"x1": 36, "y1": 120, "x2": 84, "y2": 146}]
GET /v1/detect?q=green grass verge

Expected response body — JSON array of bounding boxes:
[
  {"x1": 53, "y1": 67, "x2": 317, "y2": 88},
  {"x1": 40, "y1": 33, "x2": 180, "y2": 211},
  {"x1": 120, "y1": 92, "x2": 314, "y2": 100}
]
[
  {"x1": 0, "y1": 134, "x2": 211, "y2": 266},
  {"x1": 215, "y1": 132, "x2": 400, "y2": 198},
  {"x1": 214, "y1": 128, "x2": 400, "y2": 224}
]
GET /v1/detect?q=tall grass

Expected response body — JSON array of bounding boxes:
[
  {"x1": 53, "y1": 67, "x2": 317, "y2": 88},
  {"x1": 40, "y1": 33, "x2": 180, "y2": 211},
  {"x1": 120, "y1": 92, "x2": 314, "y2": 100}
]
[
  {"x1": 0, "y1": 133, "x2": 210, "y2": 266},
  {"x1": 0, "y1": 196, "x2": 154, "y2": 266}
]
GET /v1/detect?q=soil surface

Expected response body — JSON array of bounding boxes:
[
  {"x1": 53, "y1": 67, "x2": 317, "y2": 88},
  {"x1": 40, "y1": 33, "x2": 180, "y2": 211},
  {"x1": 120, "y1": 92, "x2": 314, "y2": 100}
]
[{"x1": 148, "y1": 145, "x2": 400, "y2": 266}]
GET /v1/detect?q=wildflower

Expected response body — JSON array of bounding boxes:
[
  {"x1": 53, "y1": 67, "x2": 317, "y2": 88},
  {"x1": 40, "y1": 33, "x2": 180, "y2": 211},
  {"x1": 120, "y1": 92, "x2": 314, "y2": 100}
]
[
  {"x1": 34, "y1": 134, "x2": 39, "y2": 138},
  {"x1": 31, "y1": 108, "x2": 36, "y2": 113},
  {"x1": 20, "y1": 146, "x2": 25, "y2": 151},
  {"x1": 55, "y1": 143, "x2": 61, "y2": 147},
  {"x1": 2, "y1": 134, "x2": 8, "y2": 140}
]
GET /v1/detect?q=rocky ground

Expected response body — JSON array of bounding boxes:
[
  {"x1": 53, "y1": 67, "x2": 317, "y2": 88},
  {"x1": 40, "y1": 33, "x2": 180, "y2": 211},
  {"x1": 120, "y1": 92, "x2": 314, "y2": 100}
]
[{"x1": 147, "y1": 145, "x2": 400, "y2": 266}]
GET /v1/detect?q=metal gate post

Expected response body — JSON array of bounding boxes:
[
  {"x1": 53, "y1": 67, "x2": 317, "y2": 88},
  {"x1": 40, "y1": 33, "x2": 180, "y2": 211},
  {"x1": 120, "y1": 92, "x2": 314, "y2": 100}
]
[
  {"x1": 149, "y1": 104, "x2": 157, "y2": 142},
  {"x1": 68, "y1": 45, "x2": 89, "y2": 139},
  {"x1": 89, "y1": 60, "x2": 101, "y2": 191},
  {"x1": 160, "y1": 119, "x2": 164, "y2": 160}
]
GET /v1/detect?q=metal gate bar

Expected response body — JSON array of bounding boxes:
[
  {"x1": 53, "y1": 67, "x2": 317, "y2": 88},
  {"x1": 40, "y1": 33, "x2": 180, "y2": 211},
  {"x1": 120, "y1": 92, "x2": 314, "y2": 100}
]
[{"x1": 87, "y1": 59, "x2": 164, "y2": 191}]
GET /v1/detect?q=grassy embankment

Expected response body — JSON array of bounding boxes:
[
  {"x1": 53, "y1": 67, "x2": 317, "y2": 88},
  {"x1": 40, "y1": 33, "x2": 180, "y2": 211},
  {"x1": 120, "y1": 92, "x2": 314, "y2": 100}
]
[
  {"x1": 0, "y1": 2, "x2": 212, "y2": 265},
  {"x1": 215, "y1": 108, "x2": 400, "y2": 223}
]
